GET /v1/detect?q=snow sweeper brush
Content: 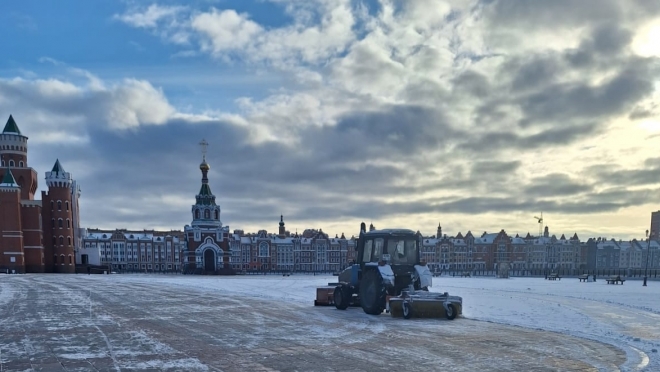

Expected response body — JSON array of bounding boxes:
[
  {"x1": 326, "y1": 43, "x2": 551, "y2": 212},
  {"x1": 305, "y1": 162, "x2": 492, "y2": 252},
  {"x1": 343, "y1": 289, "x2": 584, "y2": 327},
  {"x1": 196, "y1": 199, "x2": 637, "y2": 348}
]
[{"x1": 387, "y1": 287, "x2": 463, "y2": 320}]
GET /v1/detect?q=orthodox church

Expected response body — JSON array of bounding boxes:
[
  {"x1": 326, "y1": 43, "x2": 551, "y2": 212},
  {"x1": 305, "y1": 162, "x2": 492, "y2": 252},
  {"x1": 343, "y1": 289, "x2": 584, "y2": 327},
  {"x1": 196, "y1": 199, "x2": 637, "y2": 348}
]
[
  {"x1": 0, "y1": 115, "x2": 82, "y2": 273},
  {"x1": 183, "y1": 140, "x2": 231, "y2": 274}
]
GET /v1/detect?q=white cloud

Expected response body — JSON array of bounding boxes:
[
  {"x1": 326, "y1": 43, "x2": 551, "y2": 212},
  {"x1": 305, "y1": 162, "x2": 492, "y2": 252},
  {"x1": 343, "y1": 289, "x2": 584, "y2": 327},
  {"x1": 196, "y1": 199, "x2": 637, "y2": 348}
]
[
  {"x1": 114, "y1": 4, "x2": 186, "y2": 28},
  {"x1": 191, "y1": 9, "x2": 263, "y2": 54}
]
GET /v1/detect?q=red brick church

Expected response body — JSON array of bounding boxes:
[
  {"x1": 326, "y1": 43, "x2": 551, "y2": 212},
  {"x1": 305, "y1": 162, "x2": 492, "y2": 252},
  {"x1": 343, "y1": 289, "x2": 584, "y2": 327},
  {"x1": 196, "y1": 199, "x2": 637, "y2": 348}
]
[{"x1": 0, "y1": 115, "x2": 81, "y2": 273}]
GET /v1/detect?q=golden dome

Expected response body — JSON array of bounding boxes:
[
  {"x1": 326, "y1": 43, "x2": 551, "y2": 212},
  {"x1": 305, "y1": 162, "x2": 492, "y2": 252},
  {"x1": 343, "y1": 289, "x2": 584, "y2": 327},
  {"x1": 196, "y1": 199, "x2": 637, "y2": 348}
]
[{"x1": 200, "y1": 161, "x2": 210, "y2": 171}]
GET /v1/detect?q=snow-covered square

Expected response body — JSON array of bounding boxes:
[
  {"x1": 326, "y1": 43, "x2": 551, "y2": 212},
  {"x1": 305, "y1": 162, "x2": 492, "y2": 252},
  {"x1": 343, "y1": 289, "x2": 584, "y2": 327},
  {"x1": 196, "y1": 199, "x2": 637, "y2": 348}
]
[{"x1": 0, "y1": 274, "x2": 657, "y2": 371}]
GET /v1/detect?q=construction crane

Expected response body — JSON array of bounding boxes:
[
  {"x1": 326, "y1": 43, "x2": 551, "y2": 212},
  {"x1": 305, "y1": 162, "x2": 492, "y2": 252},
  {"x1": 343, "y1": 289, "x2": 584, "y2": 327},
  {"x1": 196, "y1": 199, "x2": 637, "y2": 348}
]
[{"x1": 534, "y1": 213, "x2": 544, "y2": 238}]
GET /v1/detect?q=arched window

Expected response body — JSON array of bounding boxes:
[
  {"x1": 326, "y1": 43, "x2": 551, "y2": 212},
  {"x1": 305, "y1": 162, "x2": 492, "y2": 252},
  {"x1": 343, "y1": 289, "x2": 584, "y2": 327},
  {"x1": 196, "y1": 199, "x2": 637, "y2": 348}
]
[
  {"x1": 66, "y1": 219, "x2": 70, "y2": 228},
  {"x1": 8, "y1": 160, "x2": 14, "y2": 167},
  {"x1": 51, "y1": 218, "x2": 55, "y2": 228},
  {"x1": 259, "y1": 242, "x2": 269, "y2": 257},
  {"x1": 57, "y1": 201, "x2": 62, "y2": 210},
  {"x1": 195, "y1": 210, "x2": 200, "y2": 219},
  {"x1": 19, "y1": 161, "x2": 24, "y2": 167},
  {"x1": 66, "y1": 201, "x2": 69, "y2": 211},
  {"x1": 52, "y1": 237, "x2": 56, "y2": 245},
  {"x1": 215, "y1": 210, "x2": 219, "y2": 220},
  {"x1": 58, "y1": 219, "x2": 63, "y2": 228},
  {"x1": 50, "y1": 200, "x2": 54, "y2": 210},
  {"x1": 59, "y1": 236, "x2": 64, "y2": 245},
  {"x1": 0, "y1": 160, "x2": 4, "y2": 167},
  {"x1": 54, "y1": 255, "x2": 57, "y2": 264},
  {"x1": 204, "y1": 210, "x2": 210, "y2": 219},
  {"x1": 67, "y1": 236, "x2": 71, "y2": 246},
  {"x1": 60, "y1": 255, "x2": 64, "y2": 264},
  {"x1": 68, "y1": 255, "x2": 72, "y2": 264}
]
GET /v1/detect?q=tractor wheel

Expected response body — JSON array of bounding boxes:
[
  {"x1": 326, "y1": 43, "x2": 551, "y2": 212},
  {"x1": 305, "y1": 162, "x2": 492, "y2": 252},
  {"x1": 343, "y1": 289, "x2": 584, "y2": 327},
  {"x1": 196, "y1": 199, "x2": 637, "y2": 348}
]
[
  {"x1": 402, "y1": 302, "x2": 413, "y2": 319},
  {"x1": 334, "y1": 286, "x2": 349, "y2": 310},
  {"x1": 360, "y1": 270, "x2": 385, "y2": 315},
  {"x1": 445, "y1": 304, "x2": 457, "y2": 320}
]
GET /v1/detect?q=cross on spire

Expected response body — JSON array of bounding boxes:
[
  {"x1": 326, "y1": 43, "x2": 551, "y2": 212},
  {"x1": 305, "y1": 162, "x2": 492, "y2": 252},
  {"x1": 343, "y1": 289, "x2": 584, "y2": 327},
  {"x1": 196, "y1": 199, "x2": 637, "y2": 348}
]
[{"x1": 199, "y1": 139, "x2": 208, "y2": 162}]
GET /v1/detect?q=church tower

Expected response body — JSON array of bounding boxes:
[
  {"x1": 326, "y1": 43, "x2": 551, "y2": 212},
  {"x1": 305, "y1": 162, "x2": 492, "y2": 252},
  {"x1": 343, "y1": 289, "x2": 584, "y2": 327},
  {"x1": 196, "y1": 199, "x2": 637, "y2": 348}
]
[
  {"x1": 41, "y1": 159, "x2": 76, "y2": 273},
  {"x1": 184, "y1": 139, "x2": 230, "y2": 274},
  {"x1": 278, "y1": 215, "x2": 286, "y2": 237}
]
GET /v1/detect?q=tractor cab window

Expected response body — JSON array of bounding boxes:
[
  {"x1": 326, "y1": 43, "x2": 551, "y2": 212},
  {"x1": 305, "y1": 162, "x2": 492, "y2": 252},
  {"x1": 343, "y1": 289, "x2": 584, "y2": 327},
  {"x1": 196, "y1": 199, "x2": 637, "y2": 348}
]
[
  {"x1": 387, "y1": 238, "x2": 418, "y2": 264},
  {"x1": 372, "y1": 238, "x2": 384, "y2": 262},
  {"x1": 362, "y1": 239, "x2": 373, "y2": 263}
]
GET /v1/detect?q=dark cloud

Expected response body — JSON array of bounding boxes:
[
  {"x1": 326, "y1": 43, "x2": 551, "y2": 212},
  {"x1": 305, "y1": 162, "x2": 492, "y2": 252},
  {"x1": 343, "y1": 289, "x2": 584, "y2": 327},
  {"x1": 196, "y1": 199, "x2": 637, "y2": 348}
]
[
  {"x1": 586, "y1": 158, "x2": 660, "y2": 187},
  {"x1": 471, "y1": 160, "x2": 521, "y2": 176},
  {"x1": 523, "y1": 173, "x2": 593, "y2": 197},
  {"x1": 486, "y1": 0, "x2": 622, "y2": 29}
]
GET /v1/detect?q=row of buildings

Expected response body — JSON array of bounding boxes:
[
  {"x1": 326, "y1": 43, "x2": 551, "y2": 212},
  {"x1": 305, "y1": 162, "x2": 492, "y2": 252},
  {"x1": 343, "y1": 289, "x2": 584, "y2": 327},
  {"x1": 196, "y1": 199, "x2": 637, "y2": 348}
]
[
  {"x1": 2, "y1": 114, "x2": 658, "y2": 275},
  {"x1": 78, "y1": 223, "x2": 660, "y2": 274}
]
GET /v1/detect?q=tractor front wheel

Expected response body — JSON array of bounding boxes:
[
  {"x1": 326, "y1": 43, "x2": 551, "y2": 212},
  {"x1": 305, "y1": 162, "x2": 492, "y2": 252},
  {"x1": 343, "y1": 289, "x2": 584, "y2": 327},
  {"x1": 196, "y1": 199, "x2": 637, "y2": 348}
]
[
  {"x1": 445, "y1": 304, "x2": 457, "y2": 320},
  {"x1": 360, "y1": 270, "x2": 385, "y2": 315}
]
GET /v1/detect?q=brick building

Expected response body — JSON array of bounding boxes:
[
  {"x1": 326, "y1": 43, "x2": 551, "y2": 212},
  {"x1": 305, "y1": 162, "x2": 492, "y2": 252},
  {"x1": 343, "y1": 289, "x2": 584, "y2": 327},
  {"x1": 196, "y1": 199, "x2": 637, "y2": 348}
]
[{"x1": 0, "y1": 115, "x2": 81, "y2": 273}]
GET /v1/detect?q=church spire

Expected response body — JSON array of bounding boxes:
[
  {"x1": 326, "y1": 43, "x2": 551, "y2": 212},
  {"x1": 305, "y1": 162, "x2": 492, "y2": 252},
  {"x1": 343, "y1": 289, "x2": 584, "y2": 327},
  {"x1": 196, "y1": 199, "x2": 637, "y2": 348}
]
[{"x1": 191, "y1": 139, "x2": 221, "y2": 227}]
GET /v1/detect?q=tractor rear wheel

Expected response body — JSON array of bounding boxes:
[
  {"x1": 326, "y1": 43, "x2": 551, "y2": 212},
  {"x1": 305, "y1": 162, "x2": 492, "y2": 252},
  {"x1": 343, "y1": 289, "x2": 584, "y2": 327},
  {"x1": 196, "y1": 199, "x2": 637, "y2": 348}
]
[
  {"x1": 334, "y1": 286, "x2": 349, "y2": 310},
  {"x1": 360, "y1": 270, "x2": 385, "y2": 315}
]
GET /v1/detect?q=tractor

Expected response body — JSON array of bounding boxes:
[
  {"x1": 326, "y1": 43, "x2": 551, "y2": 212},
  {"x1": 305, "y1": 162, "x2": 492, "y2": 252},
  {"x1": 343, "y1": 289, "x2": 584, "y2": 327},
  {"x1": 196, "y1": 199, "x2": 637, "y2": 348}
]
[{"x1": 317, "y1": 222, "x2": 434, "y2": 315}]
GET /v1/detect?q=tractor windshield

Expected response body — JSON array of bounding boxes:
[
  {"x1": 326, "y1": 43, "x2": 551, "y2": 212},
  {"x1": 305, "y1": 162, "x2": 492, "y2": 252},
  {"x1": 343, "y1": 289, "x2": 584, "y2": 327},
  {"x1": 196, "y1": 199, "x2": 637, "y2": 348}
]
[{"x1": 386, "y1": 238, "x2": 418, "y2": 265}]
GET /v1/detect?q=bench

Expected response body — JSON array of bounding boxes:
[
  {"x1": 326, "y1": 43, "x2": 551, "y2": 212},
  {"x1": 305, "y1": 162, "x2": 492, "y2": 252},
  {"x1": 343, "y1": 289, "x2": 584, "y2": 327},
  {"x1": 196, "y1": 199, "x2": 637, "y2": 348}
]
[
  {"x1": 606, "y1": 275, "x2": 625, "y2": 285},
  {"x1": 546, "y1": 273, "x2": 561, "y2": 280},
  {"x1": 460, "y1": 272, "x2": 471, "y2": 277},
  {"x1": 578, "y1": 274, "x2": 589, "y2": 282}
]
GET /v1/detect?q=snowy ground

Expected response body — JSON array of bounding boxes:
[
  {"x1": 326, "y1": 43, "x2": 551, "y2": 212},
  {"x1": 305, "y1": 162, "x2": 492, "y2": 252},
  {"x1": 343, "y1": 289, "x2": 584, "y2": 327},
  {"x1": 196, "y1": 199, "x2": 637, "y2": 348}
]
[{"x1": 0, "y1": 274, "x2": 657, "y2": 371}]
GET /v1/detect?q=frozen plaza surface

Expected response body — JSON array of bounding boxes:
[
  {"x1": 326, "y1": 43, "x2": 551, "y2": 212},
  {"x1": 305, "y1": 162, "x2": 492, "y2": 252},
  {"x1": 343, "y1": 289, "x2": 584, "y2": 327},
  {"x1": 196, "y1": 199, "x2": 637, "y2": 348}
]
[{"x1": 0, "y1": 275, "x2": 658, "y2": 372}]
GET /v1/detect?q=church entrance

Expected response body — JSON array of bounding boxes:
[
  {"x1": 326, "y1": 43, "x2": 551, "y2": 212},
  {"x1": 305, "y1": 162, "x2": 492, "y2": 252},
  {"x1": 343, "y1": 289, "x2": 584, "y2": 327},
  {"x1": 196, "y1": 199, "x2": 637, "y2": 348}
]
[{"x1": 204, "y1": 249, "x2": 216, "y2": 272}]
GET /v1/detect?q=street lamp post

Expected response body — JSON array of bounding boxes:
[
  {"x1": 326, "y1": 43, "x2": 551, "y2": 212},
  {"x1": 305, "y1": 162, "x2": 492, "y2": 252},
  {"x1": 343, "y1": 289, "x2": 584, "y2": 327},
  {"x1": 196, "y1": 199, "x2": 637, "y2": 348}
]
[{"x1": 644, "y1": 229, "x2": 651, "y2": 287}]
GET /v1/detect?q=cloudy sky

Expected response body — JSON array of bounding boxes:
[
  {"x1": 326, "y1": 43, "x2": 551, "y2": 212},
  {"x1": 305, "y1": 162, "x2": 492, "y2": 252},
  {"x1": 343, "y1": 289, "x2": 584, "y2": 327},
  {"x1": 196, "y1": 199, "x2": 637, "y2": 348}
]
[{"x1": 1, "y1": 0, "x2": 659, "y2": 240}]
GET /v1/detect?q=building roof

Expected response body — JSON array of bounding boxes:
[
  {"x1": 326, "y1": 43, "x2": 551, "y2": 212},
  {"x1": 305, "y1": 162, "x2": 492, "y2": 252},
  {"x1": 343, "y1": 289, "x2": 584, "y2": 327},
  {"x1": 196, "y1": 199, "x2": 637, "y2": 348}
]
[
  {"x1": 52, "y1": 159, "x2": 65, "y2": 173},
  {"x1": 2, "y1": 115, "x2": 21, "y2": 135},
  {"x1": 0, "y1": 167, "x2": 19, "y2": 188}
]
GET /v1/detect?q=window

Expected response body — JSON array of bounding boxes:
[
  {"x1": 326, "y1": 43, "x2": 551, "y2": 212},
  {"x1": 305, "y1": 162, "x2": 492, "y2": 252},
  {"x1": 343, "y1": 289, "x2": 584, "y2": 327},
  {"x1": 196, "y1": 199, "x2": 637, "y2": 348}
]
[
  {"x1": 8, "y1": 160, "x2": 14, "y2": 167},
  {"x1": 57, "y1": 201, "x2": 62, "y2": 210},
  {"x1": 59, "y1": 236, "x2": 64, "y2": 245},
  {"x1": 204, "y1": 209, "x2": 210, "y2": 219},
  {"x1": 19, "y1": 161, "x2": 24, "y2": 167},
  {"x1": 195, "y1": 210, "x2": 200, "y2": 219},
  {"x1": 51, "y1": 218, "x2": 55, "y2": 228},
  {"x1": 66, "y1": 201, "x2": 69, "y2": 211},
  {"x1": 66, "y1": 219, "x2": 70, "y2": 228},
  {"x1": 52, "y1": 237, "x2": 56, "y2": 245},
  {"x1": 259, "y1": 242, "x2": 269, "y2": 257},
  {"x1": 362, "y1": 239, "x2": 373, "y2": 262},
  {"x1": 68, "y1": 236, "x2": 71, "y2": 246},
  {"x1": 0, "y1": 160, "x2": 3, "y2": 167},
  {"x1": 215, "y1": 210, "x2": 219, "y2": 219},
  {"x1": 58, "y1": 219, "x2": 63, "y2": 228},
  {"x1": 10, "y1": 257, "x2": 15, "y2": 263},
  {"x1": 60, "y1": 255, "x2": 65, "y2": 264},
  {"x1": 68, "y1": 255, "x2": 72, "y2": 264}
]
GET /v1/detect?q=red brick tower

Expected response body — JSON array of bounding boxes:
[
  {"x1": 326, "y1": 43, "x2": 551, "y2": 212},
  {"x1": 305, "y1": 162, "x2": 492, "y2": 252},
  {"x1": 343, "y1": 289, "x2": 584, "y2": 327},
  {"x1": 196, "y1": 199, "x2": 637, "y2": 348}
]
[
  {"x1": 0, "y1": 168, "x2": 24, "y2": 273},
  {"x1": 0, "y1": 115, "x2": 43, "y2": 273},
  {"x1": 41, "y1": 160, "x2": 76, "y2": 273}
]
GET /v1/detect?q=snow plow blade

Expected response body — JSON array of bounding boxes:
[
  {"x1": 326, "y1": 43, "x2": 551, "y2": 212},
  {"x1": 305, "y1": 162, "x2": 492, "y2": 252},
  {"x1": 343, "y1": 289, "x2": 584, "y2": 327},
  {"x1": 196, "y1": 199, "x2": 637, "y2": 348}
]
[
  {"x1": 388, "y1": 291, "x2": 463, "y2": 320},
  {"x1": 314, "y1": 286, "x2": 336, "y2": 306}
]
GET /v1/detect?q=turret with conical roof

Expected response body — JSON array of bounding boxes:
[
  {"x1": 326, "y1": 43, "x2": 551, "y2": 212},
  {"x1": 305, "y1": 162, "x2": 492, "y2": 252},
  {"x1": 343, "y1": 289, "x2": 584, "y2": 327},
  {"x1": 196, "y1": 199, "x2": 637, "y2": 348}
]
[
  {"x1": 45, "y1": 159, "x2": 72, "y2": 189},
  {"x1": 0, "y1": 115, "x2": 29, "y2": 169},
  {"x1": 278, "y1": 215, "x2": 286, "y2": 236},
  {"x1": 0, "y1": 167, "x2": 20, "y2": 190}
]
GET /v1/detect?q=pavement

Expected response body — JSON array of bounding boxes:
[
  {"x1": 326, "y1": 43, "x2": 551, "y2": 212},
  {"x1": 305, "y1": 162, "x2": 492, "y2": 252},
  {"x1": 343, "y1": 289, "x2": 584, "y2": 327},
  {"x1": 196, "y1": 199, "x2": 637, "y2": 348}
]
[{"x1": 0, "y1": 275, "x2": 626, "y2": 371}]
